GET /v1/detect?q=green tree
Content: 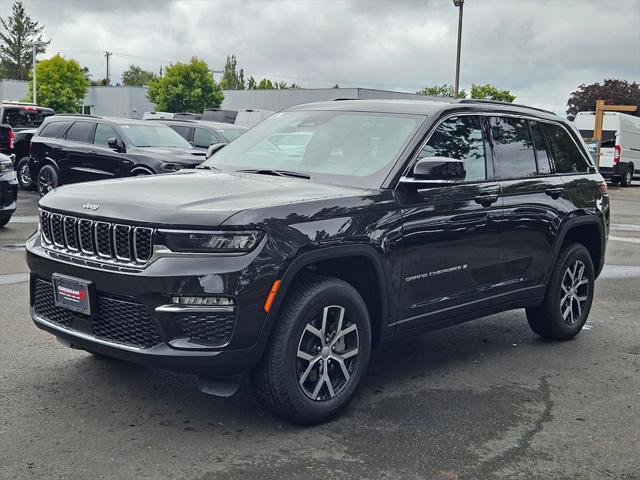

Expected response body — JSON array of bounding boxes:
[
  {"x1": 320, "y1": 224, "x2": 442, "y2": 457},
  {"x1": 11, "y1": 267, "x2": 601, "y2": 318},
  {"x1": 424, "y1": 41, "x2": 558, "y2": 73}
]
[
  {"x1": 257, "y1": 78, "x2": 274, "y2": 90},
  {"x1": 146, "y1": 57, "x2": 224, "y2": 112},
  {"x1": 220, "y1": 54, "x2": 245, "y2": 90},
  {"x1": 470, "y1": 83, "x2": 515, "y2": 102},
  {"x1": 566, "y1": 79, "x2": 640, "y2": 120},
  {"x1": 247, "y1": 76, "x2": 257, "y2": 90},
  {"x1": 27, "y1": 54, "x2": 88, "y2": 112},
  {"x1": 0, "y1": 0, "x2": 49, "y2": 80},
  {"x1": 121, "y1": 64, "x2": 156, "y2": 86},
  {"x1": 417, "y1": 84, "x2": 467, "y2": 98}
]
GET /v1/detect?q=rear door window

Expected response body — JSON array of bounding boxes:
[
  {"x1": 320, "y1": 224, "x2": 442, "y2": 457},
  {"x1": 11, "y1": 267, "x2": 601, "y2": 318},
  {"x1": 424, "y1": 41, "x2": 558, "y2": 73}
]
[
  {"x1": 542, "y1": 123, "x2": 590, "y2": 173},
  {"x1": 419, "y1": 115, "x2": 487, "y2": 182},
  {"x1": 169, "y1": 125, "x2": 193, "y2": 142},
  {"x1": 489, "y1": 116, "x2": 537, "y2": 179},
  {"x1": 39, "y1": 121, "x2": 71, "y2": 138},
  {"x1": 65, "y1": 121, "x2": 96, "y2": 144},
  {"x1": 529, "y1": 121, "x2": 552, "y2": 174}
]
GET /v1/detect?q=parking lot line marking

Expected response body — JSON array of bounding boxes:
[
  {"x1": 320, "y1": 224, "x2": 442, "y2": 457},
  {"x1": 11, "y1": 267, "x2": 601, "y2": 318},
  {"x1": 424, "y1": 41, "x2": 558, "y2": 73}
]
[
  {"x1": 7, "y1": 215, "x2": 39, "y2": 224},
  {"x1": 611, "y1": 224, "x2": 640, "y2": 232},
  {"x1": 0, "y1": 272, "x2": 29, "y2": 285},
  {"x1": 598, "y1": 265, "x2": 640, "y2": 279},
  {"x1": 608, "y1": 236, "x2": 640, "y2": 245}
]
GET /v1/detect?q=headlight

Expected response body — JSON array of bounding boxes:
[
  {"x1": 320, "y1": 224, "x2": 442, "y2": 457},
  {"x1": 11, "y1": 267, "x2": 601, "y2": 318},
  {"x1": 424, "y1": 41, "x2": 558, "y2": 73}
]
[
  {"x1": 0, "y1": 156, "x2": 13, "y2": 172},
  {"x1": 161, "y1": 163, "x2": 185, "y2": 172},
  {"x1": 160, "y1": 230, "x2": 264, "y2": 253}
]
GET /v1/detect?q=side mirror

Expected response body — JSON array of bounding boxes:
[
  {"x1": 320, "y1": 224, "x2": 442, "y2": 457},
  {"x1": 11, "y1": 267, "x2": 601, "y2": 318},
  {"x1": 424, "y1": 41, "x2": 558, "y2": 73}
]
[
  {"x1": 401, "y1": 157, "x2": 466, "y2": 186},
  {"x1": 206, "y1": 142, "x2": 226, "y2": 159},
  {"x1": 107, "y1": 137, "x2": 124, "y2": 152}
]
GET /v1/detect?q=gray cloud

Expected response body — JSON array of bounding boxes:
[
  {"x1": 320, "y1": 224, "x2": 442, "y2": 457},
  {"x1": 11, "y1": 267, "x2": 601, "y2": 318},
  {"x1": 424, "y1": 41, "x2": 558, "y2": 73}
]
[{"x1": 2, "y1": 0, "x2": 639, "y2": 114}]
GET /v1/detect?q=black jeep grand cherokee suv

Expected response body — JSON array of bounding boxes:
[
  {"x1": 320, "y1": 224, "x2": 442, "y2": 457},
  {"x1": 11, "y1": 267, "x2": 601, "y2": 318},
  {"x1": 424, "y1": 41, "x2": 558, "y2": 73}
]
[{"x1": 27, "y1": 100, "x2": 609, "y2": 424}]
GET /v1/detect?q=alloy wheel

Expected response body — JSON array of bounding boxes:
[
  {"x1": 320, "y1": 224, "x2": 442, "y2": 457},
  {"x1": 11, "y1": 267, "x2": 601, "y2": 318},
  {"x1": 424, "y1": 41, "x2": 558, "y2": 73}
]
[
  {"x1": 560, "y1": 260, "x2": 589, "y2": 325},
  {"x1": 38, "y1": 168, "x2": 55, "y2": 194},
  {"x1": 296, "y1": 305, "x2": 359, "y2": 401},
  {"x1": 19, "y1": 163, "x2": 32, "y2": 186}
]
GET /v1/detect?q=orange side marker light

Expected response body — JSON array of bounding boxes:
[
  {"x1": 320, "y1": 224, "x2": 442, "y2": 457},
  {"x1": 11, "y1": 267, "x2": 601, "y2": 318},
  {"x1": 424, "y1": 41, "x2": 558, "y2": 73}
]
[{"x1": 264, "y1": 280, "x2": 281, "y2": 313}]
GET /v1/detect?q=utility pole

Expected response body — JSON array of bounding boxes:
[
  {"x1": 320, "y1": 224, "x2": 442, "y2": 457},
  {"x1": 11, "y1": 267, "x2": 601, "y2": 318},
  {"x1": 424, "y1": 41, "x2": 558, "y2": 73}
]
[
  {"x1": 452, "y1": 0, "x2": 464, "y2": 99},
  {"x1": 104, "y1": 51, "x2": 112, "y2": 86},
  {"x1": 25, "y1": 40, "x2": 47, "y2": 104}
]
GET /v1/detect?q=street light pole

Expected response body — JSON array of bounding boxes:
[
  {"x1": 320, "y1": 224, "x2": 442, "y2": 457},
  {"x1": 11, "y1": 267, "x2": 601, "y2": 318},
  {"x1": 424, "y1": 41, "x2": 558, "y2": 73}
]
[
  {"x1": 25, "y1": 41, "x2": 47, "y2": 104},
  {"x1": 453, "y1": 0, "x2": 464, "y2": 99}
]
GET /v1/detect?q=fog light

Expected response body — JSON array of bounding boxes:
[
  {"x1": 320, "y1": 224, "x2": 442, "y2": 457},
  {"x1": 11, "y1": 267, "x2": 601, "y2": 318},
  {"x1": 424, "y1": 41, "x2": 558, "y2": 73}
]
[{"x1": 171, "y1": 296, "x2": 235, "y2": 306}]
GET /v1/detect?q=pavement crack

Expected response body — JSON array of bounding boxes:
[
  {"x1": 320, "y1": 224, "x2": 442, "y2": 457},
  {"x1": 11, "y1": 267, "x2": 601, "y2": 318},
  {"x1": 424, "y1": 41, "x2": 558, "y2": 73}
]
[{"x1": 470, "y1": 376, "x2": 554, "y2": 479}]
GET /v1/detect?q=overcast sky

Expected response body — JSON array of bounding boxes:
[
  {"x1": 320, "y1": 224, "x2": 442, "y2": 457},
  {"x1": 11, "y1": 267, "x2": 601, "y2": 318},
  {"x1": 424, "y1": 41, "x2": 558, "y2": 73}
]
[{"x1": 2, "y1": 0, "x2": 639, "y2": 114}]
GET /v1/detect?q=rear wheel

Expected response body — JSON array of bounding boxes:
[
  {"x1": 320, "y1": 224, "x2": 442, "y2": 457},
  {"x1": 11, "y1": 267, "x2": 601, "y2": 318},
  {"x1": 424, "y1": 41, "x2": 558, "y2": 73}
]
[
  {"x1": 620, "y1": 166, "x2": 633, "y2": 187},
  {"x1": 526, "y1": 243, "x2": 594, "y2": 340},
  {"x1": 252, "y1": 275, "x2": 371, "y2": 425},
  {"x1": 37, "y1": 164, "x2": 60, "y2": 196},
  {"x1": 16, "y1": 157, "x2": 35, "y2": 190}
]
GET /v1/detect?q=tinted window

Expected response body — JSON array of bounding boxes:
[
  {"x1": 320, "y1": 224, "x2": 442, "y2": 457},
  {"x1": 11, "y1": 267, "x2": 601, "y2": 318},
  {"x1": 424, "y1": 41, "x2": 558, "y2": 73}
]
[
  {"x1": 39, "y1": 121, "x2": 71, "y2": 138},
  {"x1": 120, "y1": 124, "x2": 192, "y2": 148},
  {"x1": 529, "y1": 121, "x2": 552, "y2": 174},
  {"x1": 2, "y1": 107, "x2": 54, "y2": 128},
  {"x1": 194, "y1": 128, "x2": 218, "y2": 148},
  {"x1": 419, "y1": 115, "x2": 486, "y2": 182},
  {"x1": 542, "y1": 123, "x2": 590, "y2": 173},
  {"x1": 66, "y1": 121, "x2": 95, "y2": 143},
  {"x1": 490, "y1": 117, "x2": 537, "y2": 179},
  {"x1": 169, "y1": 125, "x2": 193, "y2": 141},
  {"x1": 94, "y1": 123, "x2": 118, "y2": 147}
]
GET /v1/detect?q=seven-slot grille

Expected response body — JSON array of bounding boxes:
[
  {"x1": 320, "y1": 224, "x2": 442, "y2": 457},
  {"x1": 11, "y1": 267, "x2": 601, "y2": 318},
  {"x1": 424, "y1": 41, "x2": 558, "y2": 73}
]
[{"x1": 39, "y1": 209, "x2": 153, "y2": 265}]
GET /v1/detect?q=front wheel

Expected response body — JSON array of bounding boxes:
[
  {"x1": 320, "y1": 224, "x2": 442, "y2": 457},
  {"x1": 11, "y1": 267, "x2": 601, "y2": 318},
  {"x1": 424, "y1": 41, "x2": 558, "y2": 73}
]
[
  {"x1": 37, "y1": 164, "x2": 60, "y2": 196},
  {"x1": 16, "y1": 157, "x2": 35, "y2": 190},
  {"x1": 252, "y1": 275, "x2": 371, "y2": 425},
  {"x1": 526, "y1": 243, "x2": 595, "y2": 340},
  {"x1": 0, "y1": 214, "x2": 11, "y2": 227}
]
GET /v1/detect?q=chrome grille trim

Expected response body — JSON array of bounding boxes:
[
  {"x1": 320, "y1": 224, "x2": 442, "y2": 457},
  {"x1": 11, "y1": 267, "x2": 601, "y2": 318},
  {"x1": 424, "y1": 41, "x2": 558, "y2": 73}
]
[{"x1": 38, "y1": 209, "x2": 155, "y2": 268}]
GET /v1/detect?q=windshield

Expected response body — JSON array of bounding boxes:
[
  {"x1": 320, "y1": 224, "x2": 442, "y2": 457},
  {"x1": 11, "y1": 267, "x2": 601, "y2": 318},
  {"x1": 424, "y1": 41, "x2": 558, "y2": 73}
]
[
  {"x1": 218, "y1": 128, "x2": 245, "y2": 142},
  {"x1": 119, "y1": 124, "x2": 193, "y2": 148},
  {"x1": 202, "y1": 110, "x2": 422, "y2": 187}
]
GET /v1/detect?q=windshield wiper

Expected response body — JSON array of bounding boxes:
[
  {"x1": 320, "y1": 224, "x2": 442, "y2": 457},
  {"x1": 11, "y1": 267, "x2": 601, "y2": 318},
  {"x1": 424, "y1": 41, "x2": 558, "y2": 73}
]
[{"x1": 236, "y1": 169, "x2": 310, "y2": 179}]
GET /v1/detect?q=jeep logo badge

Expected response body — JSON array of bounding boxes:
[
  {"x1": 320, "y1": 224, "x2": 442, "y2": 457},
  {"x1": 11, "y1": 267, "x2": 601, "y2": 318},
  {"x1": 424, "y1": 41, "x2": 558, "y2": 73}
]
[{"x1": 82, "y1": 203, "x2": 100, "y2": 211}]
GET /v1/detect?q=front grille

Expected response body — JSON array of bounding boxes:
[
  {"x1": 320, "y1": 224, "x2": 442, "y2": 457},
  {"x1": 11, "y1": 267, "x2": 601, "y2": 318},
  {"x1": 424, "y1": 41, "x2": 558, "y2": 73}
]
[
  {"x1": 39, "y1": 209, "x2": 154, "y2": 267},
  {"x1": 174, "y1": 312, "x2": 236, "y2": 345},
  {"x1": 33, "y1": 278, "x2": 163, "y2": 349}
]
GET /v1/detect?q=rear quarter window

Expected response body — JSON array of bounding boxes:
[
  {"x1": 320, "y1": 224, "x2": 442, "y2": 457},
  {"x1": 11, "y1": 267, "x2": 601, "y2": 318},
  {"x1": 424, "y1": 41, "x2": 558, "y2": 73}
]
[
  {"x1": 38, "y1": 121, "x2": 71, "y2": 138},
  {"x1": 542, "y1": 123, "x2": 590, "y2": 173}
]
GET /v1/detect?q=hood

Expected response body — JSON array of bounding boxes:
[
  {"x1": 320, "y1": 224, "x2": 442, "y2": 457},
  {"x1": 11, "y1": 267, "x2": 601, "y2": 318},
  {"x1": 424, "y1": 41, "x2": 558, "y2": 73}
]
[
  {"x1": 39, "y1": 170, "x2": 367, "y2": 227},
  {"x1": 132, "y1": 146, "x2": 207, "y2": 164}
]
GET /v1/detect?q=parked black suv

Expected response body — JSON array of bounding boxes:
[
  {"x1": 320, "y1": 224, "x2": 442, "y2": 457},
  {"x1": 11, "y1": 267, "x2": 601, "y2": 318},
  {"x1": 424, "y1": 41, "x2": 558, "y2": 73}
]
[
  {"x1": 0, "y1": 152, "x2": 18, "y2": 226},
  {"x1": 26, "y1": 100, "x2": 609, "y2": 424},
  {"x1": 150, "y1": 119, "x2": 247, "y2": 150},
  {"x1": 29, "y1": 115, "x2": 207, "y2": 195}
]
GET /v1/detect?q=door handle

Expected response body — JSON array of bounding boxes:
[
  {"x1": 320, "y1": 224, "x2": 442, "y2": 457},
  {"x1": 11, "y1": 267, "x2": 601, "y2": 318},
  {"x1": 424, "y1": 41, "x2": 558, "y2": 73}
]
[
  {"x1": 474, "y1": 193, "x2": 499, "y2": 207},
  {"x1": 51, "y1": 145, "x2": 63, "y2": 150},
  {"x1": 88, "y1": 150, "x2": 97, "y2": 155},
  {"x1": 545, "y1": 187, "x2": 564, "y2": 199}
]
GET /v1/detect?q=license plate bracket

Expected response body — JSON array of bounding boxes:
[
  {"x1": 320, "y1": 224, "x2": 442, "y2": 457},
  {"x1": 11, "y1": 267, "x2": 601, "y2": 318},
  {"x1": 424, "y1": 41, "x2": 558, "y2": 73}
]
[{"x1": 52, "y1": 274, "x2": 92, "y2": 315}]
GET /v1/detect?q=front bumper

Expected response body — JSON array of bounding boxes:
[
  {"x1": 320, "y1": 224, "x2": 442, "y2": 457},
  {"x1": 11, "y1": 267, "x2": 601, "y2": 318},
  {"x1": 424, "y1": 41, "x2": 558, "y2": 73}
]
[
  {"x1": 26, "y1": 234, "x2": 278, "y2": 377},
  {"x1": 0, "y1": 170, "x2": 18, "y2": 214}
]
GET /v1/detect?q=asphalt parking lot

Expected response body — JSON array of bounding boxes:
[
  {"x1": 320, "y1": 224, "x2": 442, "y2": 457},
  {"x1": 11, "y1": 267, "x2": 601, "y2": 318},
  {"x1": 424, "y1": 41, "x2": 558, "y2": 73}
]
[{"x1": 1, "y1": 186, "x2": 639, "y2": 480}]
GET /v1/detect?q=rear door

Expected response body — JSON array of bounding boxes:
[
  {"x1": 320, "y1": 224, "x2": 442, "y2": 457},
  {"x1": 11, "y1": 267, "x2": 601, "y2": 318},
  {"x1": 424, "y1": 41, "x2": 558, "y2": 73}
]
[
  {"x1": 490, "y1": 116, "x2": 569, "y2": 296},
  {"x1": 397, "y1": 114, "x2": 502, "y2": 329},
  {"x1": 62, "y1": 121, "x2": 98, "y2": 184}
]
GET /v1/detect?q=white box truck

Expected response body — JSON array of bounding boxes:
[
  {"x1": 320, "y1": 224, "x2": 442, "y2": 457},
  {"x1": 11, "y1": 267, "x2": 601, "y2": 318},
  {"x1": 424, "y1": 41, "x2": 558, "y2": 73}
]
[{"x1": 573, "y1": 111, "x2": 640, "y2": 187}]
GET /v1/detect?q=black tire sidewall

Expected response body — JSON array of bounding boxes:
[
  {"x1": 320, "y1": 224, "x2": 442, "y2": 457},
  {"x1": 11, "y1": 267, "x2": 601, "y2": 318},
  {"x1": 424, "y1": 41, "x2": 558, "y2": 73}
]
[
  {"x1": 277, "y1": 280, "x2": 371, "y2": 422},
  {"x1": 547, "y1": 244, "x2": 595, "y2": 338}
]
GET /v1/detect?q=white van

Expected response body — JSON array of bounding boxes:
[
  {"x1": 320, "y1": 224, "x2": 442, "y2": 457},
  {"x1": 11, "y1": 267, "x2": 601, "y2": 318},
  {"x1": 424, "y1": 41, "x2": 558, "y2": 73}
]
[
  {"x1": 573, "y1": 111, "x2": 640, "y2": 186},
  {"x1": 234, "y1": 109, "x2": 274, "y2": 128},
  {"x1": 142, "y1": 111, "x2": 174, "y2": 120}
]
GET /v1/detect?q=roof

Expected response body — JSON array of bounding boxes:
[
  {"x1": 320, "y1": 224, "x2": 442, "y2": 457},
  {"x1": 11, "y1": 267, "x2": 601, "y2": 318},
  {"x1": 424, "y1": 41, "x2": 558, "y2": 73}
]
[
  {"x1": 146, "y1": 118, "x2": 247, "y2": 130},
  {"x1": 287, "y1": 98, "x2": 559, "y2": 121},
  {"x1": 52, "y1": 115, "x2": 154, "y2": 125}
]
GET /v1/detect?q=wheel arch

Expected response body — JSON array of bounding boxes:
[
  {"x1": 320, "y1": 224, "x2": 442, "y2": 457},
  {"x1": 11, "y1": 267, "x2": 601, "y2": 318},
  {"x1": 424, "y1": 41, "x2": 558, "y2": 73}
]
[
  {"x1": 130, "y1": 165, "x2": 155, "y2": 175},
  {"x1": 553, "y1": 217, "x2": 606, "y2": 279},
  {"x1": 266, "y1": 245, "x2": 391, "y2": 348}
]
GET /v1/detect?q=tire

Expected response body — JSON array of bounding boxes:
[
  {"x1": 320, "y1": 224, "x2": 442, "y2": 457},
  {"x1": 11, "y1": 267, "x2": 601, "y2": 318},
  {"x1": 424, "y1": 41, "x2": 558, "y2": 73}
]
[
  {"x1": 37, "y1": 164, "x2": 60, "y2": 196},
  {"x1": 0, "y1": 214, "x2": 11, "y2": 227},
  {"x1": 620, "y1": 166, "x2": 633, "y2": 187},
  {"x1": 16, "y1": 157, "x2": 35, "y2": 190},
  {"x1": 252, "y1": 275, "x2": 372, "y2": 425},
  {"x1": 526, "y1": 243, "x2": 595, "y2": 341}
]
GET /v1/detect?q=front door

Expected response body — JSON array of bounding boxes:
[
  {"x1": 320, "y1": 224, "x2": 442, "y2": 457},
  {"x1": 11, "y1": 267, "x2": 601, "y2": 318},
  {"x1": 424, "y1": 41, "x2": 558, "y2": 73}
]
[
  {"x1": 91, "y1": 123, "x2": 131, "y2": 178},
  {"x1": 397, "y1": 114, "x2": 502, "y2": 330}
]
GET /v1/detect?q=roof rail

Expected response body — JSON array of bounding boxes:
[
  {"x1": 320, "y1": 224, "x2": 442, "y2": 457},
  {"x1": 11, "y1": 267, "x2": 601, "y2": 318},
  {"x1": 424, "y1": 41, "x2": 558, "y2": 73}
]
[
  {"x1": 2, "y1": 100, "x2": 38, "y2": 105},
  {"x1": 53, "y1": 113, "x2": 102, "y2": 118},
  {"x1": 146, "y1": 118, "x2": 197, "y2": 123},
  {"x1": 457, "y1": 99, "x2": 556, "y2": 116}
]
